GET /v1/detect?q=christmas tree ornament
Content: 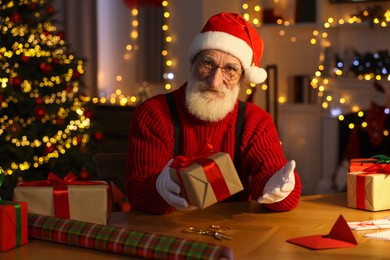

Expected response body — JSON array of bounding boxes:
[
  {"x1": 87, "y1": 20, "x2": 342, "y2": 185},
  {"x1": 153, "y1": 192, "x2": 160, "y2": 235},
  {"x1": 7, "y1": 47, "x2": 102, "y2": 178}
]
[
  {"x1": 39, "y1": 61, "x2": 52, "y2": 74},
  {"x1": 34, "y1": 107, "x2": 46, "y2": 119},
  {"x1": 20, "y1": 55, "x2": 30, "y2": 63},
  {"x1": 84, "y1": 110, "x2": 93, "y2": 118},
  {"x1": 79, "y1": 169, "x2": 89, "y2": 180},
  {"x1": 65, "y1": 85, "x2": 73, "y2": 92},
  {"x1": 76, "y1": 135, "x2": 83, "y2": 144},
  {"x1": 36, "y1": 97, "x2": 43, "y2": 105},
  {"x1": 72, "y1": 70, "x2": 82, "y2": 79},
  {"x1": 46, "y1": 6, "x2": 54, "y2": 15},
  {"x1": 10, "y1": 11, "x2": 22, "y2": 23},
  {"x1": 28, "y1": 3, "x2": 37, "y2": 10},
  {"x1": 57, "y1": 31, "x2": 65, "y2": 40},
  {"x1": 56, "y1": 117, "x2": 64, "y2": 125},
  {"x1": 44, "y1": 144, "x2": 56, "y2": 154},
  {"x1": 6, "y1": 123, "x2": 22, "y2": 137},
  {"x1": 10, "y1": 76, "x2": 22, "y2": 86},
  {"x1": 94, "y1": 131, "x2": 104, "y2": 141}
]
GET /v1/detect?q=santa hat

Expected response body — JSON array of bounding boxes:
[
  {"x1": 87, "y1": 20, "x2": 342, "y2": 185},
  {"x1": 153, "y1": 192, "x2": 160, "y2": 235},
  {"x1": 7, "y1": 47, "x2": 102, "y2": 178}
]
[{"x1": 188, "y1": 12, "x2": 267, "y2": 84}]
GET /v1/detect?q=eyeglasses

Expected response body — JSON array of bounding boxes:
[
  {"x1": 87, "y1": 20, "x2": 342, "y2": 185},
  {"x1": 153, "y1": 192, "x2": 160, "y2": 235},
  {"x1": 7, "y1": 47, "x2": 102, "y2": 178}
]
[{"x1": 197, "y1": 57, "x2": 242, "y2": 81}]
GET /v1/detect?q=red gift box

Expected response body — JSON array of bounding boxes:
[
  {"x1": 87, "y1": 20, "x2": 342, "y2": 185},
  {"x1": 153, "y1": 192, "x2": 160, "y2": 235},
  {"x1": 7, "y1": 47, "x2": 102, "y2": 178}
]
[
  {"x1": 349, "y1": 158, "x2": 381, "y2": 172},
  {"x1": 0, "y1": 201, "x2": 28, "y2": 252}
]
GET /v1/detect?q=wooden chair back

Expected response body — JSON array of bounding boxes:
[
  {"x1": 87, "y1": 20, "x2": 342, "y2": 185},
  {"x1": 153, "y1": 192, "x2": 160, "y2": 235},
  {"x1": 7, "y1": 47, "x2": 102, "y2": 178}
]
[{"x1": 92, "y1": 153, "x2": 129, "y2": 211}]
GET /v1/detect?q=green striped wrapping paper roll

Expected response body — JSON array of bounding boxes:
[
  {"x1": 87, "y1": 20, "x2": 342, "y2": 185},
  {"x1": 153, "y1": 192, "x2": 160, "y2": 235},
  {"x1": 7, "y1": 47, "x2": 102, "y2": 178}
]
[{"x1": 28, "y1": 213, "x2": 233, "y2": 260}]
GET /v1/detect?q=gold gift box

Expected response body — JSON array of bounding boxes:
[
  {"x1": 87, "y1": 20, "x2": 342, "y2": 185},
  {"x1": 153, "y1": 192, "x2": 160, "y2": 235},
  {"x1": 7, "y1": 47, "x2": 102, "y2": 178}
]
[
  {"x1": 170, "y1": 152, "x2": 243, "y2": 209},
  {"x1": 347, "y1": 172, "x2": 390, "y2": 211},
  {"x1": 14, "y1": 181, "x2": 109, "y2": 225}
]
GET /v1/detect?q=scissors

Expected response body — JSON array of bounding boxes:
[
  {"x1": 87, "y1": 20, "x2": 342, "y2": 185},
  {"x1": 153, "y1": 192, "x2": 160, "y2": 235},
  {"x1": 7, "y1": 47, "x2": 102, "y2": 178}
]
[{"x1": 183, "y1": 225, "x2": 232, "y2": 240}]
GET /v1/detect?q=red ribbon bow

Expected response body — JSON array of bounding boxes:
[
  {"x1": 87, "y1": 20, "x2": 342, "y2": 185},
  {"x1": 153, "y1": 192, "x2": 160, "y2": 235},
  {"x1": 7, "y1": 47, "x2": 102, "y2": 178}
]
[
  {"x1": 170, "y1": 142, "x2": 215, "y2": 170},
  {"x1": 363, "y1": 163, "x2": 390, "y2": 174}
]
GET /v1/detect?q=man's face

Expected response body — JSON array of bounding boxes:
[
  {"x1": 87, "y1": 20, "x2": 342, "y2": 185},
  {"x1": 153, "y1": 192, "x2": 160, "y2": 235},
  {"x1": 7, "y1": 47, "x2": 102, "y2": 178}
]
[{"x1": 185, "y1": 49, "x2": 243, "y2": 122}]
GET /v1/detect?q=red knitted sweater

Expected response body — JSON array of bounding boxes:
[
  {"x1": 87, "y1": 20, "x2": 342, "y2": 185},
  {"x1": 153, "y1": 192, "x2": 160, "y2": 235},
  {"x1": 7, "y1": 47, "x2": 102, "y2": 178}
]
[{"x1": 126, "y1": 83, "x2": 302, "y2": 214}]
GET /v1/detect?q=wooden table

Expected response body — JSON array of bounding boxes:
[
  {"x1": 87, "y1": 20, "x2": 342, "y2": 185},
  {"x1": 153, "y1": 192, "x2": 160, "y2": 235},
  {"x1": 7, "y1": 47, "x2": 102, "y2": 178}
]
[{"x1": 4, "y1": 193, "x2": 390, "y2": 259}]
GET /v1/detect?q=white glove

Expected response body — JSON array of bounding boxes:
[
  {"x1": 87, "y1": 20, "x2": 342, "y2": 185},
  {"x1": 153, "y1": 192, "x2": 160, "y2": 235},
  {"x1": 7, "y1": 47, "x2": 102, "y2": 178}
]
[
  {"x1": 156, "y1": 159, "x2": 196, "y2": 211},
  {"x1": 257, "y1": 160, "x2": 296, "y2": 204}
]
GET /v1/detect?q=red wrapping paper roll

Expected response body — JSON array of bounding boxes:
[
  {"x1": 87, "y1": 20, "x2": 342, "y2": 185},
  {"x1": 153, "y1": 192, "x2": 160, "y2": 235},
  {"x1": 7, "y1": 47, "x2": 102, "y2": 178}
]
[{"x1": 28, "y1": 213, "x2": 233, "y2": 260}]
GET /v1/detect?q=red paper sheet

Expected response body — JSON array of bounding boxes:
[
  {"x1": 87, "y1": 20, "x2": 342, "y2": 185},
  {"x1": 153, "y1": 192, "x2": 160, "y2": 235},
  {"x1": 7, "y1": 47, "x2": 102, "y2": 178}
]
[{"x1": 287, "y1": 215, "x2": 358, "y2": 249}]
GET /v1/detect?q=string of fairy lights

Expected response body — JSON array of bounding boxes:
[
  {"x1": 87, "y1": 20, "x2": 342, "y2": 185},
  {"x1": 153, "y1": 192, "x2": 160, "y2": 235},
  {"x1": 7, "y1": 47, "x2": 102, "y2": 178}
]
[
  {"x1": 93, "y1": 6, "x2": 140, "y2": 107},
  {"x1": 241, "y1": 0, "x2": 390, "y2": 137},
  {"x1": 93, "y1": 0, "x2": 172, "y2": 107},
  {"x1": 310, "y1": 7, "x2": 390, "y2": 135}
]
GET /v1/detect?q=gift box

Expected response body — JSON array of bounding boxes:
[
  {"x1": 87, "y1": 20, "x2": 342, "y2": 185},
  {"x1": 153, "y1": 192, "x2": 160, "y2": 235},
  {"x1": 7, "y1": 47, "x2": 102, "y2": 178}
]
[
  {"x1": 13, "y1": 173, "x2": 110, "y2": 225},
  {"x1": 170, "y1": 151, "x2": 243, "y2": 209},
  {"x1": 28, "y1": 213, "x2": 233, "y2": 260},
  {"x1": 0, "y1": 201, "x2": 28, "y2": 252},
  {"x1": 347, "y1": 157, "x2": 390, "y2": 211},
  {"x1": 349, "y1": 158, "x2": 381, "y2": 172}
]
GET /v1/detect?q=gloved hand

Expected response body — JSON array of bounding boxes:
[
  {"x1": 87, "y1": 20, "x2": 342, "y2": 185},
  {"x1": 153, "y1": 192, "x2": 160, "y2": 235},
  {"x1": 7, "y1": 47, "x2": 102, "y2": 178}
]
[
  {"x1": 156, "y1": 159, "x2": 196, "y2": 211},
  {"x1": 257, "y1": 160, "x2": 296, "y2": 204}
]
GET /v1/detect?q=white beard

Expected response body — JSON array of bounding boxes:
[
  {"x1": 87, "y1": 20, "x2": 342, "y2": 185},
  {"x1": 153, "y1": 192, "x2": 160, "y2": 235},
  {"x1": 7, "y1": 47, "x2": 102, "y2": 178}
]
[{"x1": 185, "y1": 77, "x2": 240, "y2": 122}]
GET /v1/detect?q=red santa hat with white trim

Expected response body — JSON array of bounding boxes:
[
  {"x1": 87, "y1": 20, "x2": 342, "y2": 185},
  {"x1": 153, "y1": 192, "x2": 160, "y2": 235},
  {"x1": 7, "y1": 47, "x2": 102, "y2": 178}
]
[{"x1": 188, "y1": 12, "x2": 267, "y2": 84}]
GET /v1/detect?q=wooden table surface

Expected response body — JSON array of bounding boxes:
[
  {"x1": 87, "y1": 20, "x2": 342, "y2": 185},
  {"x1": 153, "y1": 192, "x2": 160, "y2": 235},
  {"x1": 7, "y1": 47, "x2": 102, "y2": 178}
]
[{"x1": 4, "y1": 193, "x2": 390, "y2": 259}]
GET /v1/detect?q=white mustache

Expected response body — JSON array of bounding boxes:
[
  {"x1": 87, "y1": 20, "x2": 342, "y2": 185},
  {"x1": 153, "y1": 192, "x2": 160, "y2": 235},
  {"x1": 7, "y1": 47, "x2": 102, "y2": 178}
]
[{"x1": 194, "y1": 81, "x2": 228, "y2": 95}]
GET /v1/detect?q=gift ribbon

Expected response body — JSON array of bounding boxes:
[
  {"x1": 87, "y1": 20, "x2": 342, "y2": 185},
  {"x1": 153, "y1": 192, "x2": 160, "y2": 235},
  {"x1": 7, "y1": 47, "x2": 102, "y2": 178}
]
[
  {"x1": 170, "y1": 142, "x2": 215, "y2": 169},
  {"x1": 17, "y1": 172, "x2": 111, "y2": 219},
  {"x1": 170, "y1": 143, "x2": 231, "y2": 203},
  {"x1": 197, "y1": 158, "x2": 231, "y2": 201},
  {"x1": 0, "y1": 170, "x2": 22, "y2": 246}
]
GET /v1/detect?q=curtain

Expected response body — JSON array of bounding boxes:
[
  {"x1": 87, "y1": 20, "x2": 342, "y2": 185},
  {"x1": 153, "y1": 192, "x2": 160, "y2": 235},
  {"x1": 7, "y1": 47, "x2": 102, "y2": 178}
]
[
  {"x1": 138, "y1": 6, "x2": 164, "y2": 83},
  {"x1": 53, "y1": 0, "x2": 98, "y2": 97},
  {"x1": 52, "y1": 0, "x2": 164, "y2": 98}
]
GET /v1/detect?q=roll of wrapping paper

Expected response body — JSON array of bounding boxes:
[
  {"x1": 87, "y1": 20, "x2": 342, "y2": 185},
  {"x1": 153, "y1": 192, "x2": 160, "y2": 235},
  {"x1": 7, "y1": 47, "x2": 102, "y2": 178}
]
[{"x1": 28, "y1": 213, "x2": 233, "y2": 260}]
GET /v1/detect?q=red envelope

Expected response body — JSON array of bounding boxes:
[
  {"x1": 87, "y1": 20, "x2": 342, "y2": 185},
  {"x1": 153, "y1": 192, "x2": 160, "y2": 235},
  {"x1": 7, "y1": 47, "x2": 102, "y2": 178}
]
[{"x1": 287, "y1": 215, "x2": 358, "y2": 249}]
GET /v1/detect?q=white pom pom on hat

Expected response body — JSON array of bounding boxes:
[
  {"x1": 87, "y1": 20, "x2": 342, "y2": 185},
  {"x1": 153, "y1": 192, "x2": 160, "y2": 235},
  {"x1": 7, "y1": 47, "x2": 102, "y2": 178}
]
[{"x1": 188, "y1": 12, "x2": 267, "y2": 84}]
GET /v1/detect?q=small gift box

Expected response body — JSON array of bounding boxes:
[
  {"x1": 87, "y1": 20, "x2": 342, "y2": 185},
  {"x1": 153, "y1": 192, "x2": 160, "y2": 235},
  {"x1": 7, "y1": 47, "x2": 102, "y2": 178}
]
[
  {"x1": 170, "y1": 145, "x2": 243, "y2": 209},
  {"x1": 349, "y1": 158, "x2": 384, "y2": 172},
  {"x1": 13, "y1": 173, "x2": 110, "y2": 225},
  {"x1": 347, "y1": 156, "x2": 390, "y2": 211},
  {"x1": 0, "y1": 201, "x2": 28, "y2": 252}
]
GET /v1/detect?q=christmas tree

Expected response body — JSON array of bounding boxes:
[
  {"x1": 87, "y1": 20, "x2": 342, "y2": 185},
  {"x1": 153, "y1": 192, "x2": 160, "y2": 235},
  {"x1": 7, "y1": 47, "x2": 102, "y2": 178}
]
[{"x1": 0, "y1": 0, "x2": 103, "y2": 199}]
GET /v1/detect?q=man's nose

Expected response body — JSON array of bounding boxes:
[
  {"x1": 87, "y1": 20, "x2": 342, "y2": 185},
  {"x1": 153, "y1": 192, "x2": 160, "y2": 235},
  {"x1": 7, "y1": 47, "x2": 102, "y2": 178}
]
[{"x1": 208, "y1": 67, "x2": 224, "y2": 88}]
